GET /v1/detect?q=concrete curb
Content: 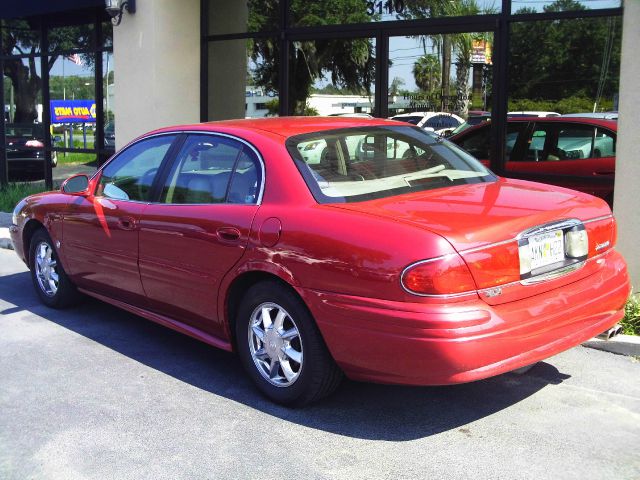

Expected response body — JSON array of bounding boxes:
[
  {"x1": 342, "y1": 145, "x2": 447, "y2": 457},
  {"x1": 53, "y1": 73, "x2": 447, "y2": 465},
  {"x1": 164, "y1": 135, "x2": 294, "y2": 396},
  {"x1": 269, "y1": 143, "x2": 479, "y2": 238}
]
[
  {"x1": 582, "y1": 334, "x2": 640, "y2": 357},
  {"x1": 0, "y1": 227, "x2": 13, "y2": 250}
]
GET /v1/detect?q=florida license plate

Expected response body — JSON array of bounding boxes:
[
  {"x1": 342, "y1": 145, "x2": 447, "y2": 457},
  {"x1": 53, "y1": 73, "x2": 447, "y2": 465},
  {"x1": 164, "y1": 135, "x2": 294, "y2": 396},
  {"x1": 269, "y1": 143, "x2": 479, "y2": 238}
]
[{"x1": 528, "y1": 230, "x2": 565, "y2": 270}]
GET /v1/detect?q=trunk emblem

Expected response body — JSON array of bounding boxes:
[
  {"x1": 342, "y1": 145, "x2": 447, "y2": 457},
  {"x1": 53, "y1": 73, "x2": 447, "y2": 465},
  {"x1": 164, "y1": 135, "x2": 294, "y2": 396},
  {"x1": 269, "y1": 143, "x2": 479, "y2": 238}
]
[{"x1": 595, "y1": 241, "x2": 610, "y2": 251}]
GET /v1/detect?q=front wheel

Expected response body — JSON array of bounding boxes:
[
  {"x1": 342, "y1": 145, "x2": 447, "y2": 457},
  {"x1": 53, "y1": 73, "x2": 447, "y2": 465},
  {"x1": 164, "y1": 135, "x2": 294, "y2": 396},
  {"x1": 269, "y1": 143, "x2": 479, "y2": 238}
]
[
  {"x1": 29, "y1": 229, "x2": 79, "y2": 308},
  {"x1": 236, "y1": 281, "x2": 342, "y2": 406}
]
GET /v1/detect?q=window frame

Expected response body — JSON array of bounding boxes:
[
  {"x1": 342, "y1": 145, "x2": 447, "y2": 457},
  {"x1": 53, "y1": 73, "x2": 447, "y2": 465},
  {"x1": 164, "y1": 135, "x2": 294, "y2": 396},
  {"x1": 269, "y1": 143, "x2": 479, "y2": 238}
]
[
  {"x1": 151, "y1": 131, "x2": 266, "y2": 206},
  {"x1": 93, "y1": 132, "x2": 181, "y2": 203}
]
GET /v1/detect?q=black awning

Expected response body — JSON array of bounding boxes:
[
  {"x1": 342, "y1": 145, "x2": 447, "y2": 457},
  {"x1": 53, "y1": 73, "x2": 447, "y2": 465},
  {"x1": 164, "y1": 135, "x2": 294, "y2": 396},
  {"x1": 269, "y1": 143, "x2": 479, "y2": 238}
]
[{"x1": 1, "y1": 0, "x2": 104, "y2": 19}]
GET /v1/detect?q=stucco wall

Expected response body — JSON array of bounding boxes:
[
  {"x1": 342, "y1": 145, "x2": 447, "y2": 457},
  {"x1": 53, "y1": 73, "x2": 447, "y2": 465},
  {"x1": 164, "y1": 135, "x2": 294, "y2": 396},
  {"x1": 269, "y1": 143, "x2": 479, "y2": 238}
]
[
  {"x1": 614, "y1": 0, "x2": 640, "y2": 292},
  {"x1": 113, "y1": 0, "x2": 200, "y2": 148}
]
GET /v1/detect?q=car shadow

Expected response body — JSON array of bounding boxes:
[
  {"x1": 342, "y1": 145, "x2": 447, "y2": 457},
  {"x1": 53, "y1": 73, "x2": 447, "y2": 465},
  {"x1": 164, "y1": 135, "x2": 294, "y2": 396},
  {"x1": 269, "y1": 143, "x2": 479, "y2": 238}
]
[{"x1": 0, "y1": 270, "x2": 571, "y2": 441}]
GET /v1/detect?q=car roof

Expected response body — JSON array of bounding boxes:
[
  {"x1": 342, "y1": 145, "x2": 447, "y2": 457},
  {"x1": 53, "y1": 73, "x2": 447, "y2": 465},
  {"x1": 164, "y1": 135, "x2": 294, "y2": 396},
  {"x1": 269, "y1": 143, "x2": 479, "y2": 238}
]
[{"x1": 148, "y1": 116, "x2": 406, "y2": 139}]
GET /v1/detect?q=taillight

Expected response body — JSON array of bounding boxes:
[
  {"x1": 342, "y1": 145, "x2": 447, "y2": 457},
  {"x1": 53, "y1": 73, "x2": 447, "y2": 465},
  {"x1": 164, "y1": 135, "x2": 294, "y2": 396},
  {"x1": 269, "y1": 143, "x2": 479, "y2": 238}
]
[
  {"x1": 585, "y1": 217, "x2": 615, "y2": 257},
  {"x1": 25, "y1": 140, "x2": 44, "y2": 148},
  {"x1": 401, "y1": 254, "x2": 476, "y2": 296}
]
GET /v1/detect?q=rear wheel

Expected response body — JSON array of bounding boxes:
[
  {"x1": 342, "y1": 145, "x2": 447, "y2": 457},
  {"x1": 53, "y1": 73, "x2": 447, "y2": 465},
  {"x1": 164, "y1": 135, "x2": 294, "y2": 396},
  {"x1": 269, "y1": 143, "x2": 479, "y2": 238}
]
[
  {"x1": 236, "y1": 280, "x2": 342, "y2": 406},
  {"x1": 29, "y1": 229, "x2": 79, "y2": 308}
]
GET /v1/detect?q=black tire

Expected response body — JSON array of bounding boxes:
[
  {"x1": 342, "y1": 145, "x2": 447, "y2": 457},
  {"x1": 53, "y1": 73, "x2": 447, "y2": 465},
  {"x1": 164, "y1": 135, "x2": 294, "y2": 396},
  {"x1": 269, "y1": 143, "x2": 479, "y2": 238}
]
[
  {"x1": 29, "y1": 229, "x2": 80, "y2": 308},
  {"x1": 235, "y1": 280, "x2": 343, "y2": 406}
]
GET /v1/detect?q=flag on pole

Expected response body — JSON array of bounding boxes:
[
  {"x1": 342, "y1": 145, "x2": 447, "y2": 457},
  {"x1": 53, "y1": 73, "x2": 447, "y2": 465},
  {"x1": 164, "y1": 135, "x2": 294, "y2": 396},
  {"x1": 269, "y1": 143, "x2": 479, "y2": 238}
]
[{"x1": 65, "y1": 54, "x2": 83, "y2": 66}]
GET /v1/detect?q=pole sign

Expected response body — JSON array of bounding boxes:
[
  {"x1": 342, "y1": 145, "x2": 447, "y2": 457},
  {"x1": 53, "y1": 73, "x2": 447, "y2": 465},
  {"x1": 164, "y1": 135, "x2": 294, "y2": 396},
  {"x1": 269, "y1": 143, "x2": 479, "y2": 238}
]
[{"x1": 50, "y1": 100, "x2": 97, "y2": 123}]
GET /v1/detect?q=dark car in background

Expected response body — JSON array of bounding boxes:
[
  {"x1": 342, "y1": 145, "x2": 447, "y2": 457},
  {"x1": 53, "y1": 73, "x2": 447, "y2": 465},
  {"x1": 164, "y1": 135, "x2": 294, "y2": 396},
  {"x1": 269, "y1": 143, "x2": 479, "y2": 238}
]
[
  {"x1": 6, "y1": 123, "x2": 57, "y2": 180},
  {"x1": 450, "y1": 117, "x2": 616, "y2": 205},
  {"x1": 104, "y1": 122, "x2": 116, "y2": 149}
]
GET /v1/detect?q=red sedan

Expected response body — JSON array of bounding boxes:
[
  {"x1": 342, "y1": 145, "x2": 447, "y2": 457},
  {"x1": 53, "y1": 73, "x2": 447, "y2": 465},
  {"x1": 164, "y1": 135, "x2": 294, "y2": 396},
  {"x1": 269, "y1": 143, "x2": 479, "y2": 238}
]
[
  {"x1": 450, "y1": 116, "x2": 617, "y2": 205},
  {"x1": 9, "y1": 117, "x2": 630, "y2": 405}
]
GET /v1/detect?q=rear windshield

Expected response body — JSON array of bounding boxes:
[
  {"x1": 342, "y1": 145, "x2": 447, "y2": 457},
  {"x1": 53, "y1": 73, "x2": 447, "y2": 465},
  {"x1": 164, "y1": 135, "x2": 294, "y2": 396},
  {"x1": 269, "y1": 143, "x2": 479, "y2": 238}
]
[{"x1": 286, "y1": 126, "x2": 496, "y2": 204}]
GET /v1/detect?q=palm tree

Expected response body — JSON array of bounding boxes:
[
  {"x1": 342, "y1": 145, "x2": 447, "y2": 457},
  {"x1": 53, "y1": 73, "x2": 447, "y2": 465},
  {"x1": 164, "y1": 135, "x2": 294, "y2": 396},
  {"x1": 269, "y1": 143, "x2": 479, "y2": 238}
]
[{"x1": 413, "y1": 54, "x2": 441, "y2": 94}]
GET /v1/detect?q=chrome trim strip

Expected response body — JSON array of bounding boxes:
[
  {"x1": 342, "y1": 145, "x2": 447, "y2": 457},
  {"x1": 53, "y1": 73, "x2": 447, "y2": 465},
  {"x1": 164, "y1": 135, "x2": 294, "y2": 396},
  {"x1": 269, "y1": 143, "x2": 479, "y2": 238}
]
[
  {"x1": 520, "y1": 261, "x2": 586, "y2": 285},
  {"x1": 458, "y1": 215, "x2": 612, "y2": 256},
  {"x1": 583, "y1": 214, "x2": 613, "y2": 224},
  {"x1": 459, "y1": 237, "x2": 516, "y2": 255},
  {"x1": 517, "y1": 218, "x2": 582, "y2": 240}
]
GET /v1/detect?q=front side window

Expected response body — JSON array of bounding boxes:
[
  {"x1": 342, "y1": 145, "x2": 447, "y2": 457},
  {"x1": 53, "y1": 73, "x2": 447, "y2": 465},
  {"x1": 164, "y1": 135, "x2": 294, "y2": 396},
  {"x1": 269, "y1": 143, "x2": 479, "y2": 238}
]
[
  {"x1": 97, "y1": 135, "x2": 176, "y2": 201},
  {"x1": 287, "y1": 126, "x2": 495, "y2": 204},
  {"x1": 161, "y1": 134, "x2": 262, "y2": 204}
]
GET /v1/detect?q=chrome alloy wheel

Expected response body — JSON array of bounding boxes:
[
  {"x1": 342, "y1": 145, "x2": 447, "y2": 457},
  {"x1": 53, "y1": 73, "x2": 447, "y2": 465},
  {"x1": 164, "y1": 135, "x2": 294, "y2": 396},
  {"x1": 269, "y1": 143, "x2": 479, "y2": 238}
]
[
  {"x1": 34, "y1": 241, "x2": 59, "y2": 297},
  {"x1": 248, "y1": 302, "x2": 303, "y2": 387}
]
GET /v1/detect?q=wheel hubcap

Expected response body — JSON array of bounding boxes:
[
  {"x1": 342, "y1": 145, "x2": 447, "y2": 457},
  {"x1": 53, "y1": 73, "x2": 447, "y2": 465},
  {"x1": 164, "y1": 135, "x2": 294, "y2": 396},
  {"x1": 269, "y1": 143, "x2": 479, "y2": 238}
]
[
  {"x1": 34, "y1": 241, "x2": 59, "y2": 297},
  {"x1": 248, "y1": 302, "x2": 303, "y2": 387}
]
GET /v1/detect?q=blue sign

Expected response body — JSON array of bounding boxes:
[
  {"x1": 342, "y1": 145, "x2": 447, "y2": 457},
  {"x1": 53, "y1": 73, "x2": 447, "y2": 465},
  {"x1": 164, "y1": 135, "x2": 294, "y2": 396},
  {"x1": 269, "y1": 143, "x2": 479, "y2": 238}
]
[{"x1": 50, "y1": 100, "x2": 97, "y2": 123}]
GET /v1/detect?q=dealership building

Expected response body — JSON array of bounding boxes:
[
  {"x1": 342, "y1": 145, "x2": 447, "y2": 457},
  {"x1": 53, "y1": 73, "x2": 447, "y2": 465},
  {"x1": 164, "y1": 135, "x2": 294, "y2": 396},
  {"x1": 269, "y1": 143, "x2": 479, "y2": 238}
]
[{"x1": 0, "y1": 0, "x2": 638, "y2": 286}]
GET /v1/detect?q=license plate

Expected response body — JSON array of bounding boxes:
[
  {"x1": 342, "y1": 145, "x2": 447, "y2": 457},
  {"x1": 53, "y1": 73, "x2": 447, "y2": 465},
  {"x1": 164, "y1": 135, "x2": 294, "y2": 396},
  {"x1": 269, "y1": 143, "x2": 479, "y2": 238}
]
[{"x1": 528, "y1": 229, "x2": 565, "y2": 270}]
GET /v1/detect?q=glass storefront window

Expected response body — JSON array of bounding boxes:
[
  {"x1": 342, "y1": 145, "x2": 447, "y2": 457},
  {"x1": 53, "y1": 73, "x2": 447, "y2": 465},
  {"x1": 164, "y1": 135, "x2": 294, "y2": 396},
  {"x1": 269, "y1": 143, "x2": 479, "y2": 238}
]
[
  {"x1": 1, "y1": 20, "x2": 41, "y2": 56},
  {"x1": 49, "y1": 55, "x2": 96, "y2": 148},
  {"x1": 3, "y1": 60, "x2": 46, "y2": 181},
  {"x1": 208, "y1": 39, "x2": 280, "y2": 120},
  {"x1": 508, "y1": 16, "x2": 621, "y2": 116},
  {"x1": 103, "y1": 52, "x2": 115, "y2": 152},
  {"x1": 48, "y1": 24, "x2": 94, "y2": 53},
  {"x1": 207, "y1": 0, "x2": 279, "y2": 36},
  {"x1": 288, "y1": 37, "x2": 376, "y2": 116},
  {"x1": 48, "y1": 55, "x2": 98, "y2": 180},
  {"x1": 389, "y1": 33, "x2": 493, "y2": 135},
  {"x1": 511, "y1": 0, "x2": 621, "y2": 15},
  {"x1": 291, "y1": 0, "x2": 500, "y2": 28}
]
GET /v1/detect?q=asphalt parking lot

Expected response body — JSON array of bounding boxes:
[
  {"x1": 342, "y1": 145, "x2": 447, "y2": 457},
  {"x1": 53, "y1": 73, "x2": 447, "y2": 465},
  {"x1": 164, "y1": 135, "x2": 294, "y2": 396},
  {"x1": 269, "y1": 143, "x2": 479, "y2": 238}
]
[{"x1": 0, "y1": 248, "x2": 639, "y2": 480}]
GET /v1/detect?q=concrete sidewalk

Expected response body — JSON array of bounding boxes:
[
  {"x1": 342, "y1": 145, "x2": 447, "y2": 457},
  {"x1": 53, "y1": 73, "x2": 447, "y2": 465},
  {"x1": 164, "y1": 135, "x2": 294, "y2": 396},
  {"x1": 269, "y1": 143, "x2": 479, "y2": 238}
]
[{"x1": 0, "y1": 212, "x2": 12, "y2": 250}]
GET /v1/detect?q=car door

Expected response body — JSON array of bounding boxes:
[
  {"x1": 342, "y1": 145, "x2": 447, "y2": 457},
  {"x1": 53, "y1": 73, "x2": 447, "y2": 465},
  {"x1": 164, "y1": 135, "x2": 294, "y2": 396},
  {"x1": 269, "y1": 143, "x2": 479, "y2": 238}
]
[
  {"x1": 138, "y1": 133, "x2": 263, "y2": 337},
  {"x1": 453, "y1": 122, "x2": 528, "y2": 168},
  {"x1": 505, "y1": 122, "x2": 616, "y2": 201},
  {"x1": 62, "y1": 134, "x2": 179, "y2": 305}
]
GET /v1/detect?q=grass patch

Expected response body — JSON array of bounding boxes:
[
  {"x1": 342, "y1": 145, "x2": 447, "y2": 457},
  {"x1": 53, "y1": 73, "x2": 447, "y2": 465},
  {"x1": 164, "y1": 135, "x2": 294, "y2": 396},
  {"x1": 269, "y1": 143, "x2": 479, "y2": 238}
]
[
  {"x1": 621, "y1": 294, "x2": 640, "y2": 336},
  {"x1": 0, "y1": 182, "x2": 50, "y2": 213},
  {"x1": 57, "y1": 152, "x2": 97, "y2": 166}
]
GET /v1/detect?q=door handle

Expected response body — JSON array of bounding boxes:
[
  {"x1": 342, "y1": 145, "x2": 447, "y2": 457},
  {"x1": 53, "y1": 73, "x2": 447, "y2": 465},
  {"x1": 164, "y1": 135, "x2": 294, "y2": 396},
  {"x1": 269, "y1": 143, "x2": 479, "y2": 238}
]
[
  {"x1": 593, "y1": 171, "x2": 614, "y2": 176},
  {"x1": 117, "y1": 216, "x2": 137, "y2": 231},
  {"x1": 216, "y1": 227, "x2": 241, "y2": 242}
]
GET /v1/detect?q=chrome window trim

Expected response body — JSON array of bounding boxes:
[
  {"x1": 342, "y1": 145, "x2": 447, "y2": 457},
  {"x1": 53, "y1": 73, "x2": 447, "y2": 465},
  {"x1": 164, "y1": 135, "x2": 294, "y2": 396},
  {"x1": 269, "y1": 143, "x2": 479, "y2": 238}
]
[
  {"x1": 93, "y1": 130, "x2": 267, "y2": 206},
  {"x1": 160, "y1": 130, "x2": 266, "y2": 206}
]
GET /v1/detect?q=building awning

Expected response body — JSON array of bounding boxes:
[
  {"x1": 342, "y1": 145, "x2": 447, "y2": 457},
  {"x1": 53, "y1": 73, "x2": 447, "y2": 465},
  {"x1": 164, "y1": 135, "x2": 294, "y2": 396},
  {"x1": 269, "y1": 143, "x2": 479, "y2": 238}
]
[{"x1": 0, "y1": 0, "x2": 104, "y2": 19}]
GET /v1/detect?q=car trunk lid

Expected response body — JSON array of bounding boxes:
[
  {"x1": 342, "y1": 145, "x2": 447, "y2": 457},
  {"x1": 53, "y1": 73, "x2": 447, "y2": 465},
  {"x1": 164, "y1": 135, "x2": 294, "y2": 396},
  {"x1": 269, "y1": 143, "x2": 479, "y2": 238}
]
[{"x1": 330, "y1": 178, "x2": 615, "y2": 304}]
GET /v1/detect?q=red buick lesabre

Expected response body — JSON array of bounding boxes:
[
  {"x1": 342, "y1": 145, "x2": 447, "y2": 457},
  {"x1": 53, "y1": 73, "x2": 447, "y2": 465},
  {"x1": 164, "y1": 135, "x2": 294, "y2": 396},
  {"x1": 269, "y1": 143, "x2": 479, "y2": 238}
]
[{"x1": 9, "y1": 117, "x2": 630, "y2": 406}]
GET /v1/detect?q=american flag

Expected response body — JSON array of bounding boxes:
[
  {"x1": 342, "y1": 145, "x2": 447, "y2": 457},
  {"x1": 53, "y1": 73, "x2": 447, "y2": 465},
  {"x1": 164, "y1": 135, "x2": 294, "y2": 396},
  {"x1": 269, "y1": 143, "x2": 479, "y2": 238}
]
[{"x1": 65, "y1": 54, "x2": 83, "y2": 66}]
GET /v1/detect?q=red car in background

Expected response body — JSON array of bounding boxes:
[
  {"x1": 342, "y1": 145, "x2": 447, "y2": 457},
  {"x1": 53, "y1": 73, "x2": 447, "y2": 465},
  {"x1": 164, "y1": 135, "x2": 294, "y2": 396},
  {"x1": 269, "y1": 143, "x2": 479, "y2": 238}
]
[
  {"x1": 9, "y1": 117, "x2": 629, "y2": 405},
  {"x1": 450, "y1": 117, "x2": 617, "y2": 205}
]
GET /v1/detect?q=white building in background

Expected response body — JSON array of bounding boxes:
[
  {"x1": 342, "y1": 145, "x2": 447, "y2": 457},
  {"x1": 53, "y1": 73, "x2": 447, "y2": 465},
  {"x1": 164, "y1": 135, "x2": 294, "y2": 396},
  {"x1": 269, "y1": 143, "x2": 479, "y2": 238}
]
[{"x1": 245, "y1": 88, "x2": 374, "y2": 118}]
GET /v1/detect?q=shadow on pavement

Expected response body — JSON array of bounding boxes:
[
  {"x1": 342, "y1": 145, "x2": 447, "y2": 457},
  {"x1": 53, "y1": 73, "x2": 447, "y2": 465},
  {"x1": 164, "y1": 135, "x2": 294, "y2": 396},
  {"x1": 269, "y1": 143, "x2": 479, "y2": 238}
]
[{"x1": 0, "y1": 270, "x2": 571, "y2": 441}]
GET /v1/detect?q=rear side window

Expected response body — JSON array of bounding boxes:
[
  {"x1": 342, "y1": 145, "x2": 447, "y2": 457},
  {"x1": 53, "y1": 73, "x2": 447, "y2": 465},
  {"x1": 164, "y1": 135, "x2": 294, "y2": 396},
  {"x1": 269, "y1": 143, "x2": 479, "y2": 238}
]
[
  {"x1": 522, "y1": 123, "x2": 616, "y2": 162},
  {"x1": 97, "y1": 135, "x2": 176, "y2": 201},
  {"x1": 160, "y1": 134, "x2": 262, "y2": 204}
]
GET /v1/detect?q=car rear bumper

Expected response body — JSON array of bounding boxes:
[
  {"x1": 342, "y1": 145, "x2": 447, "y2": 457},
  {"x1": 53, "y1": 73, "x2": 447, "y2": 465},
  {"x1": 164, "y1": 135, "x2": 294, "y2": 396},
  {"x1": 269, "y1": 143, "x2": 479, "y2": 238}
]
[{"x1": 299, "y1": 249, "x2": 629, "y2": 386}]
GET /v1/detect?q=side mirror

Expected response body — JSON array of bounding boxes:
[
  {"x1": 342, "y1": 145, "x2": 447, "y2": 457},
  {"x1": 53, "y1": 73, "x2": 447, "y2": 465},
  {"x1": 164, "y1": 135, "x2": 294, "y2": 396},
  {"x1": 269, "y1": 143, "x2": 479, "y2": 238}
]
[{"x1": 61, "y1": 174, "x2": 90, "y2": 195}]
